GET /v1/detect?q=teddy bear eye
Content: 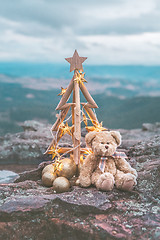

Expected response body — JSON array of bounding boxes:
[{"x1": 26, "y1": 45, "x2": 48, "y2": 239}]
[
  {"x1": 101, "y1": 142, "x2": 105, "y2": 144},
  {"x1": 107, "y1": 142, "x2": 110, "y2": 144}
]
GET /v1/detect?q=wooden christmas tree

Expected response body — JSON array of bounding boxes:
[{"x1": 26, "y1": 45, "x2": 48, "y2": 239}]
[{"x1": 45, "y1": 50, "x2": 106, "y2": 165}]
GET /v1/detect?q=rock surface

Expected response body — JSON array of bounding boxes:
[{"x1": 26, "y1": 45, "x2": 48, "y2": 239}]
[
  {"x1": 0, "y1": 170, "x2": 19, "y2": 184},
  {"x1": 0, "y1": 120, "x2": 75, "y2": 165},
  {"x1": 0, "y1": 120, "x2": 160, "y2": 165},
  {"x1": 0, "y1": 121, "x2": 160, "y2": 239}
]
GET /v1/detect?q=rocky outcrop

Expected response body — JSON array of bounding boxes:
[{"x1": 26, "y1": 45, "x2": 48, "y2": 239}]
[
  {"x1": 142, "y1": 122, "x2": 160, "y2": 131},
  {"x1": 0, "y1": 120, "x2": 160, "y2": 165},
  {"x1": 0, "y1": 121, "x2": 160, "y2": 239},
  {"x1": 0, "y1": 120, "x2": 74, "y2": 165}
]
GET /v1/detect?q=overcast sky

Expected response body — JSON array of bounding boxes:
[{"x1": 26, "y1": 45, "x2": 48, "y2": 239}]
[{"x1": 0, "y1": 0, "x2": 160, "y2": 65}]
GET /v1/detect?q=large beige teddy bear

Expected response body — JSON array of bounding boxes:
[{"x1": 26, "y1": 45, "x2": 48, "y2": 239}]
[{"x1": 78, "y1": 131, "x2": 137, "y2": 191}]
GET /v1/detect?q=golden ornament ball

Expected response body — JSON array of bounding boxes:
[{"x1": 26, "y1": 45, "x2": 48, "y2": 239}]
[
  {"x1": 56, "y1": 158, "x2": 77, "y2": 179},
  {"x1": 42, "y1": 164, "x2": 54, "y2": 175},
  {"x1": 42, "y1": 171, "x2": 57, "y2": 187},
  {"x1": 52, "y1": 177, "x2": 70, "y2": 193}
]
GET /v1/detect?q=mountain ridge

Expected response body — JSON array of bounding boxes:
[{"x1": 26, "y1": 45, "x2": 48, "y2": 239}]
[{"x1": 0, "y1": 81, "x2": 160, "y2": 135}]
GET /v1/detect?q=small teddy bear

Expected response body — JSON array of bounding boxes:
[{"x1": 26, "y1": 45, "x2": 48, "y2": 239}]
[{"x1": 78, "y1": 131, "x2": 137, "y2": 191}]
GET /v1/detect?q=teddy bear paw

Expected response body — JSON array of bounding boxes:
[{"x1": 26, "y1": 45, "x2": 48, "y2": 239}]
[
  {"x1": 96, "y1": 173, "x2": 115, "y2": 191},
  {"x1": 79, "y1": 177, "x2": 91, "y2": 188},
  {"x1": 130, "y1": 168, "x2": 138, "y2": 178},
  {"x1": 120, "y1": 174, "x2": 137, "y2": 191}
]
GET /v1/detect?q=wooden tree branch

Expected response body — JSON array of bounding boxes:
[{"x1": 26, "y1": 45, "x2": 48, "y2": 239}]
[
  {"x1": 73, "y1": 70, "x2": 81, "y2": 164},
  {"x1": 44, "y1": 139, "x2": 56, "y2": 154},
  {"x1": 56, "y1": 77, "x2": 74, "y2": 110},
  {"x1": 80, "y1": 83, "x2": 98, "y2": 108},
  {"x1": 81, "y1": 103, "x2": 99, "y2": 126},
  {"x1": 51, "y1": 106, "x2": 71, "y2": 131},
  {"x1": 45, "y1": 147, "x2": 90, "y2": 156},
  {"x1": 71, "y1": 85, "x2": 75, "y2": 138},
  {"x1": 57, "y1": 103, "x2": 75, "y2": 110}
]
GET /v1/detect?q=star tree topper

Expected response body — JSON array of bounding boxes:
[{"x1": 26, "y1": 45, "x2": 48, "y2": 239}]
[{"x1": 65, "y1": 50, "x2": 87, "y2": 72}]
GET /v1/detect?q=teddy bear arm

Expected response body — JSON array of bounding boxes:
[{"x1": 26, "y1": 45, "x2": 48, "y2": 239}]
[
  {"x1": 79, "y1": 154, "x2": 97, "y2": 187},
  {"x1": 115, "y1": 157, "x2": 137, "y2": 177}
]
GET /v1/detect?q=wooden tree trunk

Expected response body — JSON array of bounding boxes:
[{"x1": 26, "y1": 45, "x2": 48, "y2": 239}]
[
  {"x1": 73, "y1": 70, "x2": 81, "y2": 164},
  {"x1": 72, "y1": 83, "x2": 75, "y2": 139}
]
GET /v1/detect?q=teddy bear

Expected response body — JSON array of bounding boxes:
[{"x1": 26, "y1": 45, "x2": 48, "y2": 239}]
[{"x1": 78, "y1": 130, "x2": 137, "y2": 191}]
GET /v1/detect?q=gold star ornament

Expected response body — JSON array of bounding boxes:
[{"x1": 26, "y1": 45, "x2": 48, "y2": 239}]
[
  {"x1": 74, "y1": 71, "x2": 87, "y2": 84},
  {"x1": 65, "y1": 50, "x2": 87, "y2": 72},
  {"x1": 58, "y1": 87, "x2": 67, "y2": 96},
  {"x1": 59, "y1": 122, "x2": 73, "y2": 138},
  {"x1": 47, "y1": 145, "x2": 61, "y2": 160},
  {"x1": 86, "y1": 122, "x2": 107, "y2": 132}
]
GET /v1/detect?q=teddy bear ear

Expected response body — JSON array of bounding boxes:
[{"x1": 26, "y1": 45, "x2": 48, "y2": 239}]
[
  {"x1": 110, "y1": 131, "x2": 121, "y2": 146},
  {"x1": 85, "y1": 131, "x2": 97, "y2": 148}
]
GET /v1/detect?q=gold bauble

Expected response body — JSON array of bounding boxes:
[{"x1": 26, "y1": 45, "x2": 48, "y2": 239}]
[
  {"x1": 42, "y1": 164, "x2": 54, "y2": 175},
  {"x1": 52, "y1": 177, "x2": 70, "y2": 193},
  {"x1": 42, "y1": 171, "x2": 57, "y2": 187},
  {"x1": 56, "y1": 158, "x2": 77, "y2": 179}
]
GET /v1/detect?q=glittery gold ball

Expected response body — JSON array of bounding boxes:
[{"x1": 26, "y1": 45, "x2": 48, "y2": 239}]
[
  {"x1": 42, "y1": 164, "x2": 54, "y2": 175},
  {"x1": 56, "y1": 158, "x2": 77, "y2": 179},
  {"x1": 52, "y1": 177, "x2": 70, "y2": 193},
  {"x1": 42, "y1": 172, "x2": 57, "y2": 187}
]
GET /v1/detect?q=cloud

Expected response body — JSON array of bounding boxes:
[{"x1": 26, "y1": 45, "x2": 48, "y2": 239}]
[
  {"x1": 79, "y1": 32, "x2": 160, "y2": 64},
  {"x1": 0, "y1": 0, "x2": 160, "y2": 64}
]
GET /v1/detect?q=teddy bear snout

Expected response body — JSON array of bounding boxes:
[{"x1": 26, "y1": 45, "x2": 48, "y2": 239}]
[{"x1": 105, "y1": 145, "x2": 109, "y2": 149}]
